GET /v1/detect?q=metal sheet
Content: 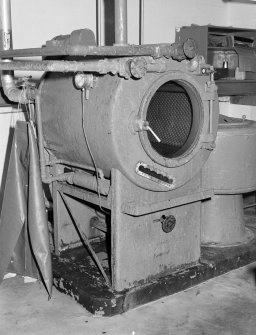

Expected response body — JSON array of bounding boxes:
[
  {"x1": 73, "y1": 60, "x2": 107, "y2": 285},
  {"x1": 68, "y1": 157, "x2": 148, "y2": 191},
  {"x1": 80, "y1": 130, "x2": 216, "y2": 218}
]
[{"x1": 234, "y1": 46, "x2": 256, "y2": 72}]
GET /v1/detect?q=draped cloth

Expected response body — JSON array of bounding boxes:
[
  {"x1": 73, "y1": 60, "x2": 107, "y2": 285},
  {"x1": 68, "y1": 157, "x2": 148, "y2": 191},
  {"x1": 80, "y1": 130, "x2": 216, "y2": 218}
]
[{"x1": 0, "y1": 121, "x2": 52, "y2": 297}]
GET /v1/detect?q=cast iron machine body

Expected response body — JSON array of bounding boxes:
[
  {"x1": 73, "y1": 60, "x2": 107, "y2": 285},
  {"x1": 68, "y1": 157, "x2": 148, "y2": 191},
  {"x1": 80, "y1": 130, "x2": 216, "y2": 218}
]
[
  {"x1": 0, "y1": 0, "x2": 224, "y2": 315},
  {"x1": 38, "y1": 54, "x2": 219, "y2": 292},
  {"x1": 0, "y1": 24, "x2": 222, "y2": 312},
  {"x1": 2, "y1": 0, "x2": 256, "y2": 317}
]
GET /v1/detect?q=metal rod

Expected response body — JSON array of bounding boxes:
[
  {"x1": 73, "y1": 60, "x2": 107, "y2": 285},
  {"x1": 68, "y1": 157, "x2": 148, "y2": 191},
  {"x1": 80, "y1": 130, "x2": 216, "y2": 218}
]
[
  {"x1": 96, "y1": 0, "x2": 103, "y2": 46},
  {"x1": 114, "y1": 0, "x2": 127, "y2": 45},
  {"x1": 139, "y1": 0, "x2": 144, "y2": 45},
  {"x1": 60, "y1": 193, "x2": 111, "y2": 288},
  {"x1": 0, "y1": 40, "x2": 197, "y2": 60},
  {"x1": 59, "y1": 183, "x2": 110, "y2": 210},
  {"x1": 0, "y1": 0, "x2": 12, "y2": 43},
  {"x1": 146, "y1": 125, "x2": 161, "y2": 143},
  {"x1": 69, "y1": 172, "x2": 110, "y2": 196},
  {"x1": 0, "y1": 58, "x2": 129, "y2": 73},
  {"x1": 35, "y1": 90, "x2": 48, "y2": 181},
  {"x1": 244, "y1": 202, "x2": 256, "y2": 209},
  {"x1": 46, "y1": 159, "x2": 97, "y2": 172},
  {"x1": 0, "y1": 57, "x2": 168, "y2": 77}
]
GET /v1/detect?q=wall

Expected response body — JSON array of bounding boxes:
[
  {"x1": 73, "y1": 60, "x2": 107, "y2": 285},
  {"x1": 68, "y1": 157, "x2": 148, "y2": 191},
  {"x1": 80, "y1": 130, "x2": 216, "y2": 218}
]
[
  {"x1": 0, "y1": 0, "x2": 254, "y2": 191},
  {"x1": 227, "y1": 0, "x2": 256, "y2": 28},
  {"x1": 143, "y1": 0, "x2": 228, "y2": 43},
  {"x1": 11, "y1": 0, "x2": 96, "y2": 48}
]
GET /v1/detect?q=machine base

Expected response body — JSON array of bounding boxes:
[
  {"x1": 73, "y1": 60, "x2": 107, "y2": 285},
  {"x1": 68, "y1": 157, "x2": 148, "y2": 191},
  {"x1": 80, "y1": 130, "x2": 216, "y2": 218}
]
[{"x1": 52, "y1": 214, "x2": 256, "y2": 317}]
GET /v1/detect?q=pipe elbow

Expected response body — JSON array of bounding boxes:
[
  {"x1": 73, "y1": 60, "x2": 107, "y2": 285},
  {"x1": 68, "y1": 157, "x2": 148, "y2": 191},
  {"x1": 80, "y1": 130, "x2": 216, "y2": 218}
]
[{"x1": 1, "y1": 74, "x2": 36, "y2": 103}]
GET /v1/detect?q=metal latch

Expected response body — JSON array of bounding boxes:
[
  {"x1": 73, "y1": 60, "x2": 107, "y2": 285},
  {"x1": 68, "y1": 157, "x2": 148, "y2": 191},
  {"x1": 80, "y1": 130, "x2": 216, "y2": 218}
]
[{"x1": 132, "y1": 116, "x2": 161, "y2": 142}]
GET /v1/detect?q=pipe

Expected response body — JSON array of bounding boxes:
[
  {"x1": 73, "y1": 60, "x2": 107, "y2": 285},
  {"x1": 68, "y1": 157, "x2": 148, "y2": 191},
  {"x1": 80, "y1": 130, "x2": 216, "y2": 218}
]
[
  {"x1": 35, "y1": 91, "x2": 47, "y2": 181},
  {"x1": 67, "y1": 172, "x2": 110, "y2": 196},
  {"x1": 0, "y1": 38, "x2": 198, "y2": 62},
  {"x1": 0, "y1": 0, "x2": 12, "y2": 50},
  {"x1": 139, "y1": 0, "x2": 144, "y2": 45},
  {"x1": 114, "y1": 0, "x2": 127, "y2": 45},
  {"x1": 0, "y1": 58, "x2": 131, "y2": 73},
  {"x1": 0, "y1": 0, "x2": 34, "y2": 103},
  {"x1": 46, "y1": 159, "x2": 97, "y2": 173},
  {"x1": 40, "y1": 170, "x2": 110, "y2": 196},
  {"x1": 96, "y1": 0, "x2": 105, "y2": 46}
]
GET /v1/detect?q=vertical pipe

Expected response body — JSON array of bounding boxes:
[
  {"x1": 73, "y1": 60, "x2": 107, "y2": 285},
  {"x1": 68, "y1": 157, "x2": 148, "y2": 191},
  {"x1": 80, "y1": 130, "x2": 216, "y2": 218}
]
[
  {"x1": 35, "y1": 91, "x2": 47, "y2": 181},
  {"x1": 114, "y1": 0, "x2": 127, "y2": 45},
  {"x1": 139, "y1": 0, "x2": 144, "y2": 45},
  {"x1": 0, "y1": 0, "x2": 12, "y2": 50},
  {"x1": 0, "y1": 0, "x2": 13, "y2": 95},
  {"x1": 0, "y1": 0, "x2": 31, "y2": 103},
  {"x1": 96, "y1": 0, "x2": 103, "y2": 46}
]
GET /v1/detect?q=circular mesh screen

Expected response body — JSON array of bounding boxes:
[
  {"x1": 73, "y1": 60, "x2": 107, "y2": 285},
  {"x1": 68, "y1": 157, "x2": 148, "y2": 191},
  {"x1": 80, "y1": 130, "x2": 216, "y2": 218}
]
[{"x1": 146, "y1": 81, "x2": 194, "y2": 159}]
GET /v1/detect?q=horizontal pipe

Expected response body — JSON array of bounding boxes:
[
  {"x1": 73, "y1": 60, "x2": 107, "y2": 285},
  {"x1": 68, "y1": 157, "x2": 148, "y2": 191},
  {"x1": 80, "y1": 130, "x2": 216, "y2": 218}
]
[
  {"x1": 68, "y1": 172, "x2": 110, "y2": 196},
  {"x1": 0, "y1": 58, "x2": 166, "y2": 77},
  {"x1": 43, "y1": 172, "x2": 74, "y2": 184},
  {"x1": 43, "y1": 171, "x2": 110, "y2": 196},
  {"x1": 60, "y1": 183, "x2": 110, "y2": 210},
  {"x1": 45, "y1": 159, "x2": 97, "y2": 172},
  {"x1": 0, "y1": 41, "x2": 197, "y2": 77},
  {"x1": 0, "y1": 58, "x2": 130, "y2": 73},
  {"x1": 0, "y1": 40, "x2": 197, "y2": 60}
]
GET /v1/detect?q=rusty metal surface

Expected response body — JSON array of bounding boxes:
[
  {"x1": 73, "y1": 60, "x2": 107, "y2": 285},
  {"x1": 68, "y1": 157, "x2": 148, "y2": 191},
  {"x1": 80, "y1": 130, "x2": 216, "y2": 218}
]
[
  {"x1": 0, "y1": 56, "x2": 195, "y2": 77},
  {"x1": 0, "y1": 59, "x2": 130, "y2": 75},
  {"x1": 51, "y1": 233, "x2": 256, "y2": 316},
  {"x1": 0, "y1": 40, "x2": 197, "y2": 60},
  {"x1": 0, "y1": 57, "x2": 165, "y2": 79}
]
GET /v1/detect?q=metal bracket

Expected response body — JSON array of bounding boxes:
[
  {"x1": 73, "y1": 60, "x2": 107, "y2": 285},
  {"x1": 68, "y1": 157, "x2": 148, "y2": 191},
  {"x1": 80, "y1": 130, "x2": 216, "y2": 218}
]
[{"x1": 200, "y1": 134, "x2": 216, "y2": 150}]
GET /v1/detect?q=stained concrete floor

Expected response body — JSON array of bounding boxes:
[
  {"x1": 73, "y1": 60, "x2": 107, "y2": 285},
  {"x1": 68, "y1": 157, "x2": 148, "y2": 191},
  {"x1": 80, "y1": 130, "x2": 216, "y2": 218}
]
[{"x1": 1, "y1": 263, "x2": 256, "y2": 335}]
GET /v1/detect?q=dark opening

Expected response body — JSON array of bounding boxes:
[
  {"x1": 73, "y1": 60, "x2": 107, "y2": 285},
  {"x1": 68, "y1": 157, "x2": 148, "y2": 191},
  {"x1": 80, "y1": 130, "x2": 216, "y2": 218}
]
[
  {"x1": 138, "y1": 164, "x2": 174, "y2": 185},
  {"x1": 146, "y1": 81, "x2": 199, "y2": 159}
]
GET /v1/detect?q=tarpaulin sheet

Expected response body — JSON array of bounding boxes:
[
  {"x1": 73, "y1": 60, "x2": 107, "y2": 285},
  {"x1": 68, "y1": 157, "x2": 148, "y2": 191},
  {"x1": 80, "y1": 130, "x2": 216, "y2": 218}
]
[{"x1": 0, "y1": 121, "x2": 52, "y2": 297}]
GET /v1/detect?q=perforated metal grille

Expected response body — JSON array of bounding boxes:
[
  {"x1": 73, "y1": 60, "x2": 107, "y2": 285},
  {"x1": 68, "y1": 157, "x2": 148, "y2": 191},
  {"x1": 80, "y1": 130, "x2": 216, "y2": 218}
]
[{"x1": 146, "y1": 82, "x2": 193, "y2": 158}]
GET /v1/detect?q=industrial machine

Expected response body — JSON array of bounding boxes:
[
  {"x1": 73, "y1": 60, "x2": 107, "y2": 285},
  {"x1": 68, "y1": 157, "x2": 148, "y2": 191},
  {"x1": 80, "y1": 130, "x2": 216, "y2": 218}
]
[
  {"x1": 0, "y1": 1, "x2": 256, "y2": 316},
  {"x1": 176, "y1": 25, "x2": 256, "y2": 98}
]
